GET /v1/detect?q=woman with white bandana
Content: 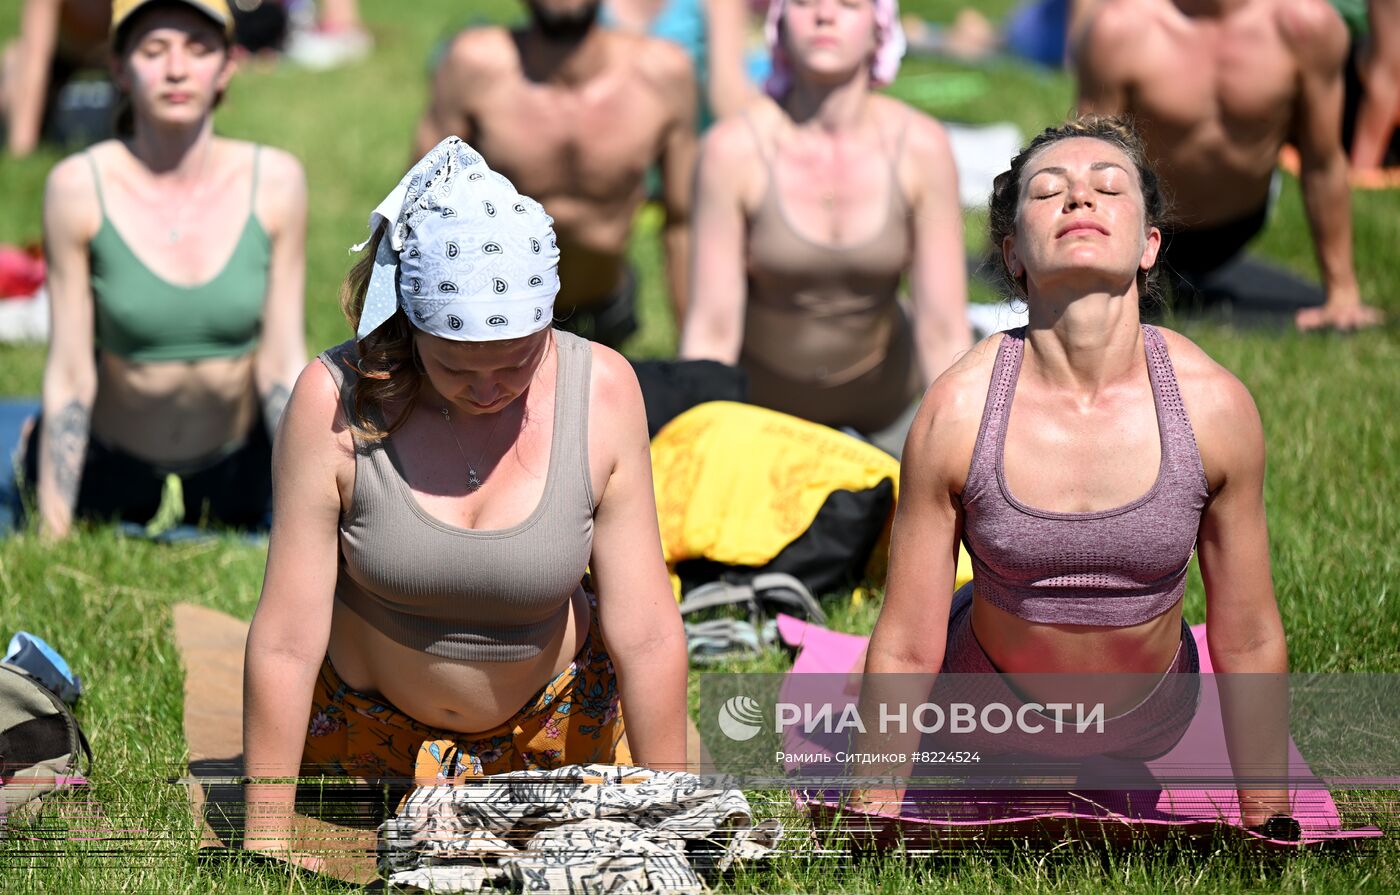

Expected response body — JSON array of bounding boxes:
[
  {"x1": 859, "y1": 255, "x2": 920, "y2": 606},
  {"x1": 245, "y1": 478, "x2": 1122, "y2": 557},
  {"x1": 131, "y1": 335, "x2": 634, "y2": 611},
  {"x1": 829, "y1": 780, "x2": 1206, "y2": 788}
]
[
  {"x1": 680, "y1": 0, "x2": 971, "y2": 457},
  {"x1": 242, "y1": 138, "x2": 687, "y2": 867}
]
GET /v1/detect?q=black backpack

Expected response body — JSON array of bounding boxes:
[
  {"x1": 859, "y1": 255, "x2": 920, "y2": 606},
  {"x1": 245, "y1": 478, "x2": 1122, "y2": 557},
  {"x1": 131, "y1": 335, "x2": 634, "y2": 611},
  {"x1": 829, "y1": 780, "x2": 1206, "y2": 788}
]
[{"x1": 0, "y1": 663, "x2": 91, "y2": 832}]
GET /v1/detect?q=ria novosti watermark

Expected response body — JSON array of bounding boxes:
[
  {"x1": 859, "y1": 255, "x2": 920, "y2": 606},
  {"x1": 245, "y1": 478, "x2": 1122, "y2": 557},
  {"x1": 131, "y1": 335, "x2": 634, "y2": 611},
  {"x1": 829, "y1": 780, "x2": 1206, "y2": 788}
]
[
  {"x1": 699, "y1": 672, "x2": 1400, "y2": 789},
  {"x1": 720, "y1": 694, "x2": 1108, "y2": 740}
]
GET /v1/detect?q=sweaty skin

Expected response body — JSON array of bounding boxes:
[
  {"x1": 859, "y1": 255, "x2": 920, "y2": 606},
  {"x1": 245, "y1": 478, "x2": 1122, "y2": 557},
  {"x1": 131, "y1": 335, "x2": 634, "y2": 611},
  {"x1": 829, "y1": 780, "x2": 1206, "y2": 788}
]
[
  {"x1": 416, "y1": 17, "x2": 697, "y2": 323},
  {"x1": 858, "y1": 135, "x2": 1291, "y2": 827},
  {"x1": 1077, "y1": 0, "x2": 1383, "y2": 330}
]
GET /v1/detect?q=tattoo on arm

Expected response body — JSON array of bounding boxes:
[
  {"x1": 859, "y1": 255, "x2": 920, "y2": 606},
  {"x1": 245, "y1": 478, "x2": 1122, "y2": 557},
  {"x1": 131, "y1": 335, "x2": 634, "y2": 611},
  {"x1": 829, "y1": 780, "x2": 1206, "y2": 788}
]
[
  {"x1": 262, "y1": 383, "x2": 291, "y2": 437},
  {"x1": 47, "y1": 399, "x2": 90, "y2": 513}
]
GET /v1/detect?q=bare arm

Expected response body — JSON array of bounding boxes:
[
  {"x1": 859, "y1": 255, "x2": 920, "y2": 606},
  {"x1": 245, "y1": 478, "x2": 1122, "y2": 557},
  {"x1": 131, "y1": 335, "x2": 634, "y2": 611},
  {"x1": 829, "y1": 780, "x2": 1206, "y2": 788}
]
[
  {"x1": 1285, "y1": 2, "x2": 1383, "y2": 330},
  {"x1": 36, "y1": 155, "x2": 100, "y2": 539},
  {"x1": 5, "y1": 0, "x2": 62, "y2": 157},
  {"x1": 1066, "y1": 0, "x2": 1109, "y2": 62},
  {"x1": 1352, "y1": 0, "x2": 1400, "y2": 170},
  {"x1": 252, "y1": 147, "x2": 308, "y2": 439},
  {"x1": 413, "y1": 32, "x2": 481, "y2": 158},
  {"x1": 704, "y1": 0, "x2": 759, "y2": 119},
  {"x1": 586, "y1": 348, "x2": 688, "y2": 771},
  {"x1": 242, "y1": 360, "x2": 346, "y2": 864},
  {"x1": 1189, "y1": 357, "x2": 1291, "y2": 828},
  {"x1": 1073, "y1": 0, "x2": 1135, "y2": 115},
  {"x1": 904, "y1": 113, "x2": 971, "y2": 385},
  {"x1": 656, "y1": 48, "x2": 699, "y2": 324},
  {"x1": 677, "y1": 120, "x2": 750, "y2": 363},
  {"x1": 853, "y1": 358, "x2": 985, "y2": 810}
]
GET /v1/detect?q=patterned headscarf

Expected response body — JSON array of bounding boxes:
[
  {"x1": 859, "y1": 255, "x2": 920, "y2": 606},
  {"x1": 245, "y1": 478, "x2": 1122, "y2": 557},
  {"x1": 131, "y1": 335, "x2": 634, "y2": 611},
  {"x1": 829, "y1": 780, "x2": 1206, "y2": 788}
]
[
  {"x1": 353, "y1": 137, "x2": 561, "y2": 342},
  {"x1": 763, "y1": 0, "x2": 907, "y2": 99}
]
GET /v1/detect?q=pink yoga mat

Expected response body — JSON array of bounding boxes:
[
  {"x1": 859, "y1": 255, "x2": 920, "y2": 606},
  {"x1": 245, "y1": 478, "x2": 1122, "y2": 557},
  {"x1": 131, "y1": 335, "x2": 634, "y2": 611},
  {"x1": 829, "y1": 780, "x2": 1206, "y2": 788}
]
[{"x1": 775, "y1": 614, "x2": 1383, "y2": 850}]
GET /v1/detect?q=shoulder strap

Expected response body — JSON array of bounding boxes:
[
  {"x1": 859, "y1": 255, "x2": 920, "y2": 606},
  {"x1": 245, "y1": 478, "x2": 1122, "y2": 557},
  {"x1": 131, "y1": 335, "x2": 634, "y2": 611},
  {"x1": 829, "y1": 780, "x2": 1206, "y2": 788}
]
[
  {"x1": 1140, "y1": 325, "x2": 1180, "y2": 415},
  {"x1": 551, "y1": 331, "x2": 594, "y2": 507},
  {"x1": 964, "y1": 328, "x2": 1026, "y2": 496},
  {"x1": 317, "y1": 342, "x2": 368, "y2": 446},
  {"x1": 892, "y1": 109, "x2": 914, "y2": 165},
  {"x1": 1140, "y1": 324, "x2": 1200, "y2": 471},
  {"x1": 740, "y1": 109, "x2": 775, "y2": 172},
  {"x1": 249, "y1": 144, "x2": 262, "y2": 205},
  {"x1": 84, "y1": 151, "x2": 107, "y2": 215}
]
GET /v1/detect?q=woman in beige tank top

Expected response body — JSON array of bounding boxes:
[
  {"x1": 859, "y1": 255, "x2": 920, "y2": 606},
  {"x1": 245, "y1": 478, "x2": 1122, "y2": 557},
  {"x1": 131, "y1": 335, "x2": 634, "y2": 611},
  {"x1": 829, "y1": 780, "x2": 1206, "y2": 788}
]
[
  {"x1": 241, "y1": 139, "x2": 687, "y2": 870},
  {"x1": 680, "y1": 0, "x2": 970, "y2": 456}
]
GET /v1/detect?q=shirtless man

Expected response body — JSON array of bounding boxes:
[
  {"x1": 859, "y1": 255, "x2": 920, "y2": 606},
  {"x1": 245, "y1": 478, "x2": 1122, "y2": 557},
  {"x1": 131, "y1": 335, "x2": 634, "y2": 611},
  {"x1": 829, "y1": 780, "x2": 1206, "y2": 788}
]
[
  {"x1": 415, "y1": 0, "x2": 697, "y2": 346},
  {"x1": 1077, "y1": 0, "x2": 1384, "y2": 330}
]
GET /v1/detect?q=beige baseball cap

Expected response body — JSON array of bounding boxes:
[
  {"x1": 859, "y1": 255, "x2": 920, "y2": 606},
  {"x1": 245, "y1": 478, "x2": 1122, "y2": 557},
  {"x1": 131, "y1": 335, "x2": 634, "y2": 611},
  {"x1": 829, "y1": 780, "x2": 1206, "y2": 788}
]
[{"x1": 111, "y1": 0, "x2": 235, "y2": 45}]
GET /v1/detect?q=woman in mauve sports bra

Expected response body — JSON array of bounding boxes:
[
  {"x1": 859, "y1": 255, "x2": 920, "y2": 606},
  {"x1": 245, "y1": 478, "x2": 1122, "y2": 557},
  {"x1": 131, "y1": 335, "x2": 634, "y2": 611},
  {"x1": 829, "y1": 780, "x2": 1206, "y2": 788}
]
[
  {"x1": 242, "y1": 138, "x2": 687, "y2": 870},
  {"x1": 680, "y1": 0, "x2": 970, "y2": 457},
  {"x1": 858, "y1": 117, "x2": 1295, "y2": 834},
  {"x1": 32, "y1": 0, "x2": 307, "y2": 539}
]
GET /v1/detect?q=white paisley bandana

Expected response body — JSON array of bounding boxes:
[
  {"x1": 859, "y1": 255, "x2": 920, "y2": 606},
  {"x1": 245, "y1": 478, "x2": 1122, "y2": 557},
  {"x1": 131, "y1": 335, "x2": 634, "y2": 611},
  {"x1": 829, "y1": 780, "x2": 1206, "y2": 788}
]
[
  {"x1": 378, "y1": 764, "x2": 783, "y2": 893},
  {"x1": 354, "y1": 136, "x2": 561, "y2": 342}
]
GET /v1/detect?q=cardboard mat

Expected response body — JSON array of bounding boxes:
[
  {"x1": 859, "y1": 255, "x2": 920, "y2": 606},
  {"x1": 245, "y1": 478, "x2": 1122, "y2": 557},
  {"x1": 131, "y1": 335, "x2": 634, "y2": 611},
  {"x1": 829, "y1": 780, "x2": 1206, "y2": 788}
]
[
  {"x1": 173, "y1": 602, "x2": 380, "y2": 884},
  {"x1": 173, "y1": 602, "x2": 709, "y2": 883}
]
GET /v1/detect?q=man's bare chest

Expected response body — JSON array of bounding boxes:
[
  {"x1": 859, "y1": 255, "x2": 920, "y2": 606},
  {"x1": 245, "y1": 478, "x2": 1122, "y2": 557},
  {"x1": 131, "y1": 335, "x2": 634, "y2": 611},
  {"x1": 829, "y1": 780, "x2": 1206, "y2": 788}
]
[
  {"x1": 468, "y1": 85, "x2": 670, "y2": 200},
  {"x1": 1132, "y1": 24, "x2": 1298, "y2": 137}
]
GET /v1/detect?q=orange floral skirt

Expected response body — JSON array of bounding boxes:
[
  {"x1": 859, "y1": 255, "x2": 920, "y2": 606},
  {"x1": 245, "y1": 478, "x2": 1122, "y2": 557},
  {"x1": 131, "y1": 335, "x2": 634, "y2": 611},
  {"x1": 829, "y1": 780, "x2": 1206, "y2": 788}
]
[{"x1": 301, "y1": 610, "x2": 628, "y2": 785}]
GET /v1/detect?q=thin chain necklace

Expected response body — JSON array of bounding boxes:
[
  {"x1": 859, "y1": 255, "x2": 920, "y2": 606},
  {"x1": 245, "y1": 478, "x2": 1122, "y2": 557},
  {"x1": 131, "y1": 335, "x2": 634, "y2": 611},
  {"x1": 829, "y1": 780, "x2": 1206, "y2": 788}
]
[
  {"x1": 145, "y1": 138, "x2": 213, "y2": 246},
  {"x1": 440, "y1": 404, "x2": 507, "y2": 492}
]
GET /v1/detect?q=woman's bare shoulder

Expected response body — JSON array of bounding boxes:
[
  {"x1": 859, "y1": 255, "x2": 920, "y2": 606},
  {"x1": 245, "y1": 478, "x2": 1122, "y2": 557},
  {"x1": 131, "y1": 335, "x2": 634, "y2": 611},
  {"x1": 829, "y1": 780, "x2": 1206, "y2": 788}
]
[
  {"x1": 905, "y1": 332, "x2": 1006, "y2": 485},
  {"x1": 872, "y1": 94, "x2": 950, "y2": 153},
  {"x1": 1153, "y1": 326, "x2": 1262, "y2": 475},
  {"x1": 242, "y1": 141, "x2": 308, "y2": 231},
  {"x1": 701, "y1": 97, "x2": 780, "y2": 161},
  {"x1": 1154, "y1": 327, "x2": 1257, "y2": 418},
  {"x1": 248, "y1": 142, "x2": 306, "y2": 188},
  {"x1": 583, "y1": 339, "x2": 644, "y2": 416},
  {"x1": 926, "y1": 330, "x2": 1006, "y2": 418},
  {"x1": 44, "y1": 147, "x2": 107, "y2": 240},
  {"x1": 280, "y1": 353, "x2": 357, "y2": 467}
]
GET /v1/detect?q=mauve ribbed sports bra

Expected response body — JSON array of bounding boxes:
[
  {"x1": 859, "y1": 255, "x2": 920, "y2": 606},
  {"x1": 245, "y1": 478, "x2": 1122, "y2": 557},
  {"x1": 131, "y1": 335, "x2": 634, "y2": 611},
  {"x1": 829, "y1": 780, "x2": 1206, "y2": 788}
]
[
  {"x1": 317, "y1": 330, "x2": 595, "y2": 662},
  {"x1": 960, "y1": 325, "x2": 1209, "y2": 626}
]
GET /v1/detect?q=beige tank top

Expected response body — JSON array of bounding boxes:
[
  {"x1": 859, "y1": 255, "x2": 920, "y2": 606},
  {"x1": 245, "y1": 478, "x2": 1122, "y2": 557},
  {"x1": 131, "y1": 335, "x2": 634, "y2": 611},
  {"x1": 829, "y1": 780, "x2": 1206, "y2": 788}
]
[
  {"x1": 317, "y1": 330, "x2": 596, "y2": 662},
  {"x1": 740, "y1": 112, "x2": 921, "y2": 433}
]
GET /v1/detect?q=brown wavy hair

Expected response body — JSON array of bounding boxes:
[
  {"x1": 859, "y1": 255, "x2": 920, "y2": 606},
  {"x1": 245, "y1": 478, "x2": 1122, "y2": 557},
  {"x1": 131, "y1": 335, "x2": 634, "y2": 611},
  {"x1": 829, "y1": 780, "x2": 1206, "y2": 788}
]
[
  {"x1": 987, "y1": 115, "x2": 1171, "y2": 305},
  {"x1": 339, "y1": 224, "x2": 422, "y2": 441}
]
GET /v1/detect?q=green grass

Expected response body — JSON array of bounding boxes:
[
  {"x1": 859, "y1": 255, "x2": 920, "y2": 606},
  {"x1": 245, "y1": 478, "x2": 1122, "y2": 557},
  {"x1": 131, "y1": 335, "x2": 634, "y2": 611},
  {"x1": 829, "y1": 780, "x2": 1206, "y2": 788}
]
[{"x1": 1, "y1": 1, "x2": 1397, "y2": 891}]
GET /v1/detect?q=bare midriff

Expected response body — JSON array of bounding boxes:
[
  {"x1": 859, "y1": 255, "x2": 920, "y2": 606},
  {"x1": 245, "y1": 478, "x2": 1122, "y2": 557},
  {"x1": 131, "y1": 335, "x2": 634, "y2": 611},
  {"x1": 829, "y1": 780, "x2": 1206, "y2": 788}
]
[
  {"x1": 91, "y1": 352, "x2": 258, "y2": 464},
  {"x1": 483, "y1": 175, "x2": 644, "y2": 312},
  {"x1": 326, "y1": 586, "x2": 592, "y2": 733},
  {"x1": 1138, "y1": 115, "x2": 1282, "y2": 226},
  {"x1": 969, "y1": 596, "x2": 1186, "y2": 714},
  {"x1": 553, "y1": 225, "x2": 635, "y2": 311}
]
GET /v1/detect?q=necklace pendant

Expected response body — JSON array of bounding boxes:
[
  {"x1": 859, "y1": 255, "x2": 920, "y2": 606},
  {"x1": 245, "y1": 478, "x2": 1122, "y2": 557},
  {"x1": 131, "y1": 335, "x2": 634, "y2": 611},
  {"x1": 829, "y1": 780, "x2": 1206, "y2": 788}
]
[{"x1": 466, "y1": 468, "x2": 482, "y2": 491}]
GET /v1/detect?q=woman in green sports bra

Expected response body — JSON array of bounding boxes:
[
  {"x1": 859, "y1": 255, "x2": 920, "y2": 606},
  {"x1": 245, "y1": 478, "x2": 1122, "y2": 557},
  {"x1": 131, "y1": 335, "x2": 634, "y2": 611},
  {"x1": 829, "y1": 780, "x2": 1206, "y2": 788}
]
[{"x1": 28, "y1": 0, "x2": 308, "y2": 540}]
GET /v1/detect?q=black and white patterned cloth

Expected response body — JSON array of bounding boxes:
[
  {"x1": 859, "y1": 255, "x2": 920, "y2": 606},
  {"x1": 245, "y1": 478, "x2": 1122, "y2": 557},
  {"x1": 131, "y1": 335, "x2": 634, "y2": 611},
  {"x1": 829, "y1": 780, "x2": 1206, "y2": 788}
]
[
  {"x1": 378, "y1": 764, "x2": 782, "y2": 893},
  {"x1": 354, "y1": 136, "x2": 561, "y2": 343}
]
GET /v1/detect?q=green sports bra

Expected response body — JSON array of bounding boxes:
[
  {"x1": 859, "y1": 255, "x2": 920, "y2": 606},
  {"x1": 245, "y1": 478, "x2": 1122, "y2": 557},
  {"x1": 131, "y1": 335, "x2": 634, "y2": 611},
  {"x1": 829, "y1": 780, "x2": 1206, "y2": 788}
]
[{"x1": 87, "y1": 147, "x2": 271, "y2": 363}]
